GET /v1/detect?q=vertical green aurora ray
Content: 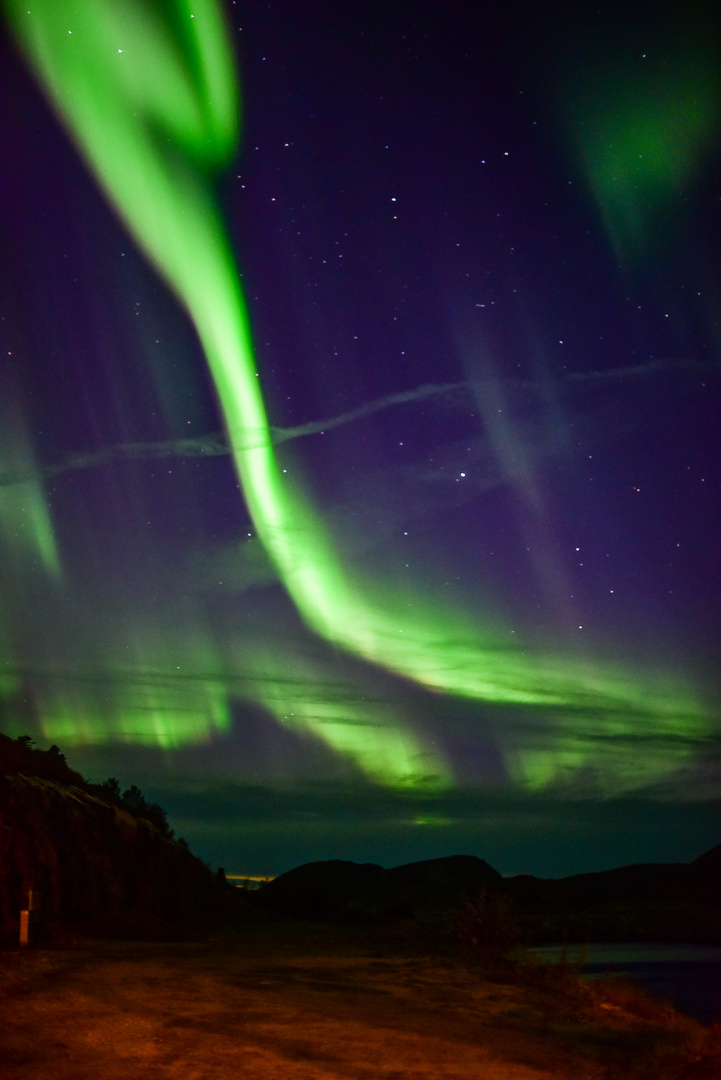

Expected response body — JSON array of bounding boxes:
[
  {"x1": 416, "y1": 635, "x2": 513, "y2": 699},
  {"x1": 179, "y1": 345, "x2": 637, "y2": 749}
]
[
  {"x1": 5, "y1": 1, "x2": 711, "y2": 789},
  {"x1": 559, "y1": 18, "x2": 721, "y2": 263},
  {"x1": 0, "y1": 378, "x2": 61, "y2": 706},
  {"x1": 0, "y1": 371, "x2": 62, "y2": 579}
]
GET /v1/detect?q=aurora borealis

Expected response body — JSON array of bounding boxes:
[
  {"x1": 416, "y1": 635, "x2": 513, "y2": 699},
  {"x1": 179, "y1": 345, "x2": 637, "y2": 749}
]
[{"x1": 1, "y1": 1, "x2": 719, "y2": 876}]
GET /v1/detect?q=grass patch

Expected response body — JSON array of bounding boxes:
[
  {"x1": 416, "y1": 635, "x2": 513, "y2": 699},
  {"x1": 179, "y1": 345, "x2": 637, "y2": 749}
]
[{"x1": 501, "y1": 947, "x2": 721, "y2": 1078}]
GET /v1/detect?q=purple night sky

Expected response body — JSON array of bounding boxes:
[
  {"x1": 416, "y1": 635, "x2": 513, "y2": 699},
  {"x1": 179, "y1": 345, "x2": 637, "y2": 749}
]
[{"x1": 1, "y1": 1, "x2": 719, "y2": 877}]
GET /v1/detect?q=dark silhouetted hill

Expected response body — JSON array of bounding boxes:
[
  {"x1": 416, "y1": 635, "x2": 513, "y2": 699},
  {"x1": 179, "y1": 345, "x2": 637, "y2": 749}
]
[
  {"x1": 255, "y1": 855, "x2": 503, "y2": 921},
  {"x1": 253, "y1": 847, "x2": 721, "y2": 944},
  {"x1": 0, "y1": 734, "x2": 241, "y2": 944},
  {"x1": 503, "y1": 844, "x2": 721, "y2": 945}
]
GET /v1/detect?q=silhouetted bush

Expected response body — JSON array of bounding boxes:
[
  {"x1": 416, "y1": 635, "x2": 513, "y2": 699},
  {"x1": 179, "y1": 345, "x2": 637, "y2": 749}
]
[{"x1": 454, "y1": 886, "x2": 520, "y2": 961}]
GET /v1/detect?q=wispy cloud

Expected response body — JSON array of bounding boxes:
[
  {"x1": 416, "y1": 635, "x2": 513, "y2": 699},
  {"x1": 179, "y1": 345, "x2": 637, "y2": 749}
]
[{"x1": 0, "y1": 358, "x2": 702, "y2": 486}]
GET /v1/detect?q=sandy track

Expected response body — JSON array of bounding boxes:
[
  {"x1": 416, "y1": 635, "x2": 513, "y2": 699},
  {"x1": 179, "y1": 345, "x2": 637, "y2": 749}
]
[{"x1": 0, "y1": 924, "x2": 709, "y2": 1079}]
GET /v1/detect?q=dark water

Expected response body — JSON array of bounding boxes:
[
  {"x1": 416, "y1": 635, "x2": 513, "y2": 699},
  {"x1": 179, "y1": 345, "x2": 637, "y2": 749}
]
[{"x1": 528, "y1": 944, "x2": 721, "y2": 1026}]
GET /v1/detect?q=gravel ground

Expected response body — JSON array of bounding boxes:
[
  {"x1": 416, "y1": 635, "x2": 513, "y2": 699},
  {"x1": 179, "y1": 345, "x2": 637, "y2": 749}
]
[{"x1": 0, "y1": 922, "x2": 717, "y2": 1079}]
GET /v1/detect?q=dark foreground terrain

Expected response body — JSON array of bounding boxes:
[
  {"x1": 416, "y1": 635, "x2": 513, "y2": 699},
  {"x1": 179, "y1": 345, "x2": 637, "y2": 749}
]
[
  {"x1": 1, "y1": 922, "x2": 719, "y2": 1080},
  {"x1": 2, "y1": 739, "x2": 719, "y2": 1076}
]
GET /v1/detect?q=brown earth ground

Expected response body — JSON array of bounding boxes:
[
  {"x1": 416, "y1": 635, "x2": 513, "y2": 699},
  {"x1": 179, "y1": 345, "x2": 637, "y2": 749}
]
[{"x1": 1, "y1": 921, "x2": 719, "y2": 1080}]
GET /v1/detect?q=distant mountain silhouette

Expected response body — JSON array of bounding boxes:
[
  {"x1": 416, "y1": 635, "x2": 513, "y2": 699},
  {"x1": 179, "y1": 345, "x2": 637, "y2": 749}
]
[
  {"x1": 3, "y1": 734, "x2": 718, "y2": 947},
  {"x1": 253, "y1": 847, "x2": 721, "y2": 945},
  {"x1": 503, "y1": 849, "x2": 721, "y2": 945},
  {"x1": 257, "y1": 855, "x2": 501, "y2": 920},
  {"x1": 691, "y1": 842, "x2": 721, "y2": 877}
]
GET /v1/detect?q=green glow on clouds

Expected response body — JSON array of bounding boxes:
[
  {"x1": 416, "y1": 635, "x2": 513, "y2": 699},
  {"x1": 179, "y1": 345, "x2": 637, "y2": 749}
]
[
  {"x1": 562, "y1": 24, "x2": 721, "y2": 261},
  {"x1": 4, "y1": 0, "x2": 713, "y2": 791},
  {"x1": 8, "y1": 609, "x2": 232, "y2": 750},
  {"x1": 36, "y1": 671, "x2": 230, "y2": 751}
]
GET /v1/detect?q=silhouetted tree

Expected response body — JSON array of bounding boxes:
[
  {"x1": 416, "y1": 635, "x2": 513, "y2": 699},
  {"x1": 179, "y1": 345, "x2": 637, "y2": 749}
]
[
  {"x1": 100, "y1": 777, "x2": 122, "y2": 803},
  {"x1": 0, "y1": 734, "x2": 85, "y2": 785},
  {"x1": 122, "y1": 784, "x2": 146, "y2": 809}
]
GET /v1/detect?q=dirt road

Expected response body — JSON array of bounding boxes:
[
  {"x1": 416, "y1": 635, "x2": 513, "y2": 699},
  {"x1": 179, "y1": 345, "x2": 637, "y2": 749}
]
[{"x1": 0, "y1": 923, "x2": 715, "y2": 1079}]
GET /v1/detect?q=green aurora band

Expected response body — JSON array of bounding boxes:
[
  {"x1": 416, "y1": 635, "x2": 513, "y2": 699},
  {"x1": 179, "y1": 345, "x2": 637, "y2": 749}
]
[{"x1": 3, "y1": 0, "x2": 713, "y2": 790}]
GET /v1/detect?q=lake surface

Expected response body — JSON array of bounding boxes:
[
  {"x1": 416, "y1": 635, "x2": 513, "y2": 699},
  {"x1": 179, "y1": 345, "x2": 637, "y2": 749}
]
[{"x1": 528, "y1": 943, "x2": 721, "y2": 1025}]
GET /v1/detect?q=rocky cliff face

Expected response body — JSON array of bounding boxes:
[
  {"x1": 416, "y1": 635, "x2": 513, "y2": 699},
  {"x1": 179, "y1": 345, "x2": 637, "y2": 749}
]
[{"x1": 0, "y1": 738, "x2": 231, "y2": 945}]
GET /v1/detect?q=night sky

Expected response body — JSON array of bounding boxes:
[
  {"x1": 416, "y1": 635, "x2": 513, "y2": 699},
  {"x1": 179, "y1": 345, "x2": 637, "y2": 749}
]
[{"x1": 1, "y1": 0, "x2": 719, "y2": 878}]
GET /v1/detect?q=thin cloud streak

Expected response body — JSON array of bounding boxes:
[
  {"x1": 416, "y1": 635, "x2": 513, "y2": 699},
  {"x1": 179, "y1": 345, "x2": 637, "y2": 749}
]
[{"x1": 0, "y1": 359, "x2": 701, "y2": 486}]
